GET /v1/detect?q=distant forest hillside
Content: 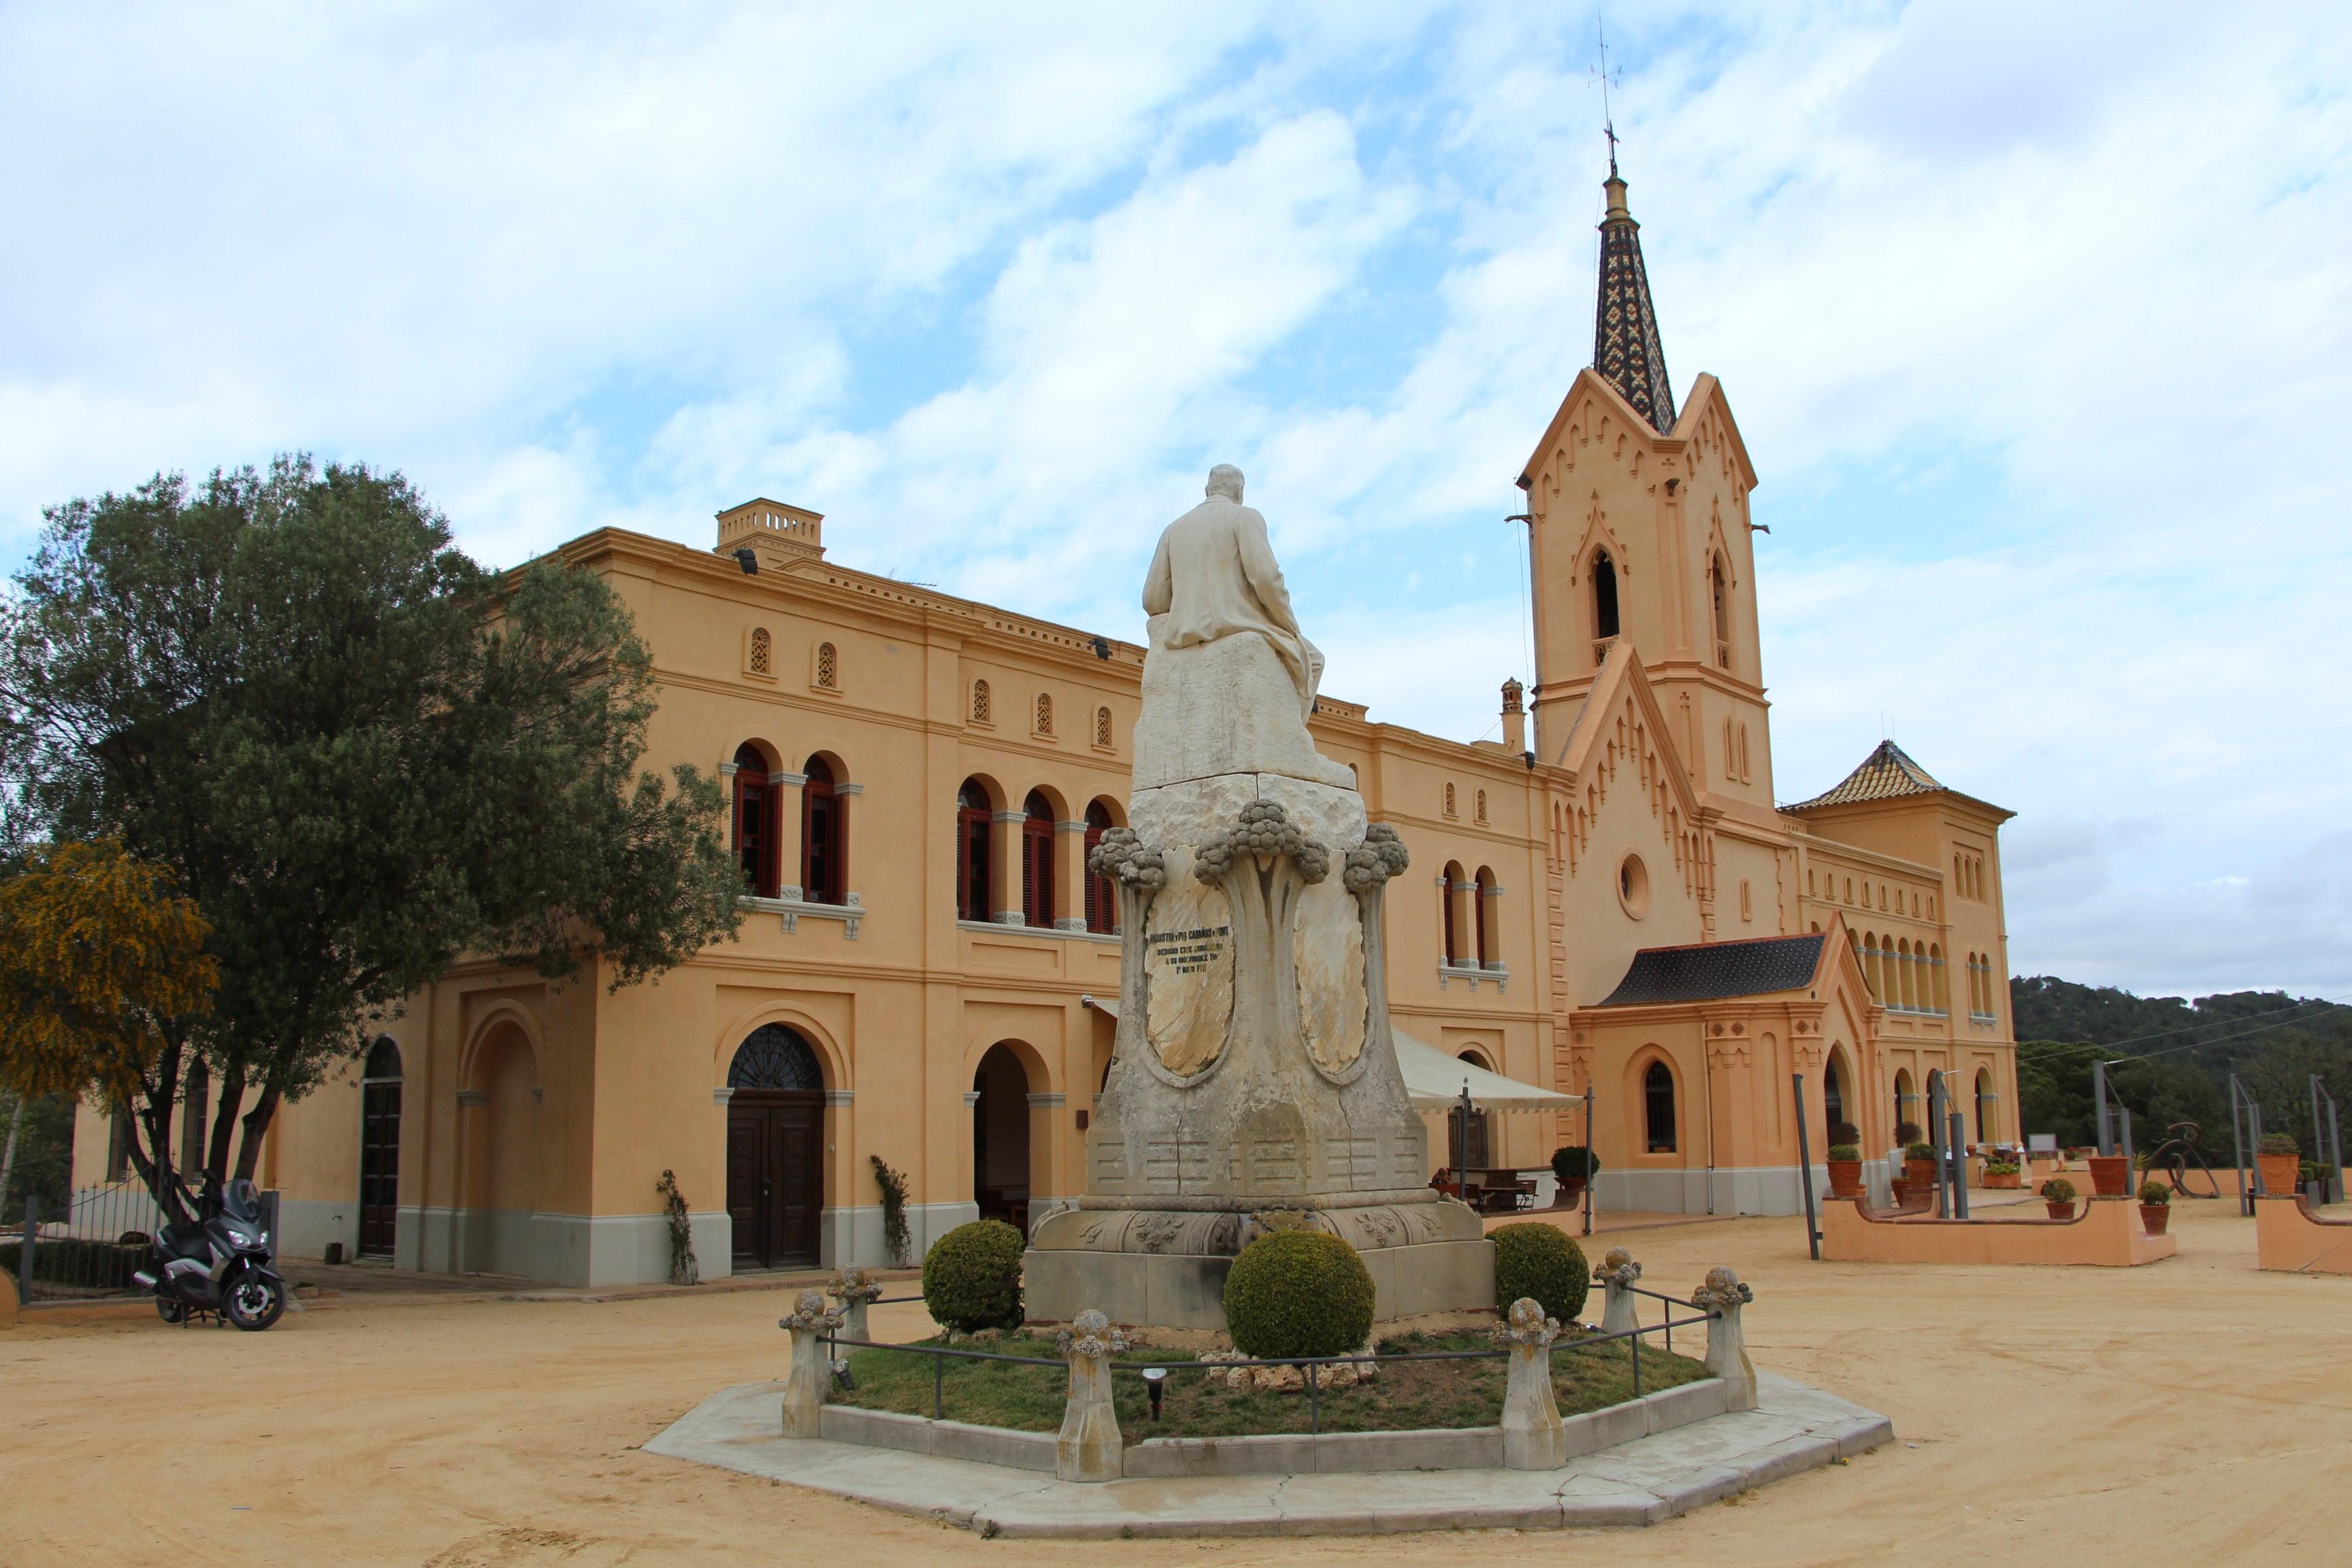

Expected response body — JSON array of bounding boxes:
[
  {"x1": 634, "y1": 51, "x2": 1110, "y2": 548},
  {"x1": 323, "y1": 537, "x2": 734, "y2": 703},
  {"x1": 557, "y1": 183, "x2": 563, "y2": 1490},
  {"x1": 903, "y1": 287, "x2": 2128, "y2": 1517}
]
[{"x1": 2010, "y1": 975, "x2": 2352, "y2": 1156}]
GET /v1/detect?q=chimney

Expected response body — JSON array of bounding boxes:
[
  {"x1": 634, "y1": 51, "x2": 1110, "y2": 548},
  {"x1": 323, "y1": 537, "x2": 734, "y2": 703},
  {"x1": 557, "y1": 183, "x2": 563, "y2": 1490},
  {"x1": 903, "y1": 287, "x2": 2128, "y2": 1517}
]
[{"x1": 1501, "y1": 679, "x2": 1526, "y2": 754}]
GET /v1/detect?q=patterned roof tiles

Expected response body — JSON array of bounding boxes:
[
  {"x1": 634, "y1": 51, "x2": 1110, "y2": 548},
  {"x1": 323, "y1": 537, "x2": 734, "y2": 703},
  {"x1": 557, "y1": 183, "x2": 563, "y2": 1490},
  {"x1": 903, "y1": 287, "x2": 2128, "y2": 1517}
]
[
  {"x1": 1597, "y1": 933, "x2": 1828, "y2": 1007},
  {"x1": 1784, "y1": 740, "x2": 1946, "y2": 811}
]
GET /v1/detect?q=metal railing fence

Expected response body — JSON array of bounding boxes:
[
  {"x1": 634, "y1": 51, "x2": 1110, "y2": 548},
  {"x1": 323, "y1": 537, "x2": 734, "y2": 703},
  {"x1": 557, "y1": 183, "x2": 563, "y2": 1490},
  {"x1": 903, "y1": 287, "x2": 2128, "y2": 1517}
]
[{"x1": 821, "y1": 1289, "x2": 1722, "y2": 1434}]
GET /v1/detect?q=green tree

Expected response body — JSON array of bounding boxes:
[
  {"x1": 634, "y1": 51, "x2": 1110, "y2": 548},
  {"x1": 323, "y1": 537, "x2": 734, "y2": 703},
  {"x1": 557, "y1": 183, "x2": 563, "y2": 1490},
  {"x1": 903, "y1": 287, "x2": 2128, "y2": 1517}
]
[{"x1": 0, "y1": 458, "x2": 742, "y2": 1219}]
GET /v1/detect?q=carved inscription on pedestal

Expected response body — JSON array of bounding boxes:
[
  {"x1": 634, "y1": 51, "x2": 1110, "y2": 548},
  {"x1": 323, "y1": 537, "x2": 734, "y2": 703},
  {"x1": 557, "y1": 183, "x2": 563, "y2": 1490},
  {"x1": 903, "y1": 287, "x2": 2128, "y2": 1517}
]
[{"x1": 1144, "y1": 872, "x2": 1234, "y2": 1077}]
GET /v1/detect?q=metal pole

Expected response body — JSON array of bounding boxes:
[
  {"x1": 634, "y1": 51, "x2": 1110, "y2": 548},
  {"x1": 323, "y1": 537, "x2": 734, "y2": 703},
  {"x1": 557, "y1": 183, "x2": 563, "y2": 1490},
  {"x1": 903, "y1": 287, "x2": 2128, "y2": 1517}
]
[
  {"x1": 2118, "y1": 1103, "x2": 2134, "y2": 1188},
  {"x1": 2250, "y1": 1103, "x2": 2268, "y2": 1198},
  {"x1": 2229, "y1": 1076, "x2": 2251, "y2": 1215},
  {"x1": 1456, "y1": 1080, "x2": 1471, "y2": 1200},
  {"x1": 934, "y1": 1350, "x2": 944, "y2": 1420},
  {"x1": 1581, "y1": 1075, "x2": 1595, "y2": 1239},
  {"x1": 18, "y1": 1195, "x2": 35, "y2": 1303},
  {"x1": 1949, "y1": 1109, "x2": 1970, "y2": 1219},
  {"x1": 1308, "y1": 1360, "x2": 1320, "y2": 1433},
  {"x1": 2093, "y1": 1059, "x2": 2112, "y2": 1157},
  {"x1": 1928, "y1": 1071, "x2": 1948, "y2": 1218},
  {"x1": 2313, "y1": 1077, "x2": 2333, "y2": 1205},
  {"x1": 1793, "y1": 1072, "x2": 1820, "y2": 1260},
  {"x1": 2328, "y1": 1090, "x2": 2344, "y2": 1207}
]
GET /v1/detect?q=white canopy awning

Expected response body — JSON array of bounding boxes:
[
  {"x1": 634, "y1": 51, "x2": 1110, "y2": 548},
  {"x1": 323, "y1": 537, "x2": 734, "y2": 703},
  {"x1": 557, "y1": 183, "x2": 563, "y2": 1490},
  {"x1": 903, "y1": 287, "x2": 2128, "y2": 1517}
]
[
  {"x1": 1394, "y1": 1030, "x2": 1582, "y2": 1113},
  {"x1": 1079, "y1": 996, "x2": 1580, "y2": 1115}
]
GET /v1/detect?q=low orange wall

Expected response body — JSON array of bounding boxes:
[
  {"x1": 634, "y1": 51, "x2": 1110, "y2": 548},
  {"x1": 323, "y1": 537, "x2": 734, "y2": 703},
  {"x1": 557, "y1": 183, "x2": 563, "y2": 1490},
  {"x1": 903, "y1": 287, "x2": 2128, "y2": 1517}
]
[
  {"x1": 2255, "y1": 1195, "x2": 2352, "y2": 1274},
  {"x1": 1821, "y1": 1195, "x2": 2176, "y2": 1268}
]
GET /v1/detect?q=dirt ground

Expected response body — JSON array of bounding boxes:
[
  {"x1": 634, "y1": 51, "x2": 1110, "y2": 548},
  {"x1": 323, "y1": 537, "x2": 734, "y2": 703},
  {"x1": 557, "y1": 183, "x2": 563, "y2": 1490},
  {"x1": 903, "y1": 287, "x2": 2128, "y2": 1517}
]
[{"x1": 5, "y1": 1197, "x2": 2342, "y2": 1567}]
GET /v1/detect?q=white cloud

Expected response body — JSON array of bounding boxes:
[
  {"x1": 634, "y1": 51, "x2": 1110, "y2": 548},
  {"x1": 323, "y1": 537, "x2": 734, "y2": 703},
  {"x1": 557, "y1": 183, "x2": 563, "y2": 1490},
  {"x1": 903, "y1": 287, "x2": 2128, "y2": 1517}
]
[{"x1": 3, "y1": 1, "x2": 2349, "y2": 997}]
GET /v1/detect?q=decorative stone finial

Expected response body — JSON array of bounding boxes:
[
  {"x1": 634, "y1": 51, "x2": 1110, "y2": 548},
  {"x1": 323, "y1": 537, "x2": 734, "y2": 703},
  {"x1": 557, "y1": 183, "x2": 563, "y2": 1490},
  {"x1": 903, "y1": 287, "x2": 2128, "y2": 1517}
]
[
  {"x1": 1056, "y1": 1307, "x2": 1130, "y2": 1362},
  {"x1": 1492, "y1": 1295, "x2": 1563, "y2": 1349},
  {"x1": 1194, "y1": 800, "x2": 1328, "y2": 885},
  {"x1": 1595, "y1": 1246, "x2": 1642, "y2": 1286},
  {"x1": 779, "y1": 1288, "x2": 844, "y2": 1333},
  {"x1": 1690, "y1": 1265, "x2": 1753, "y2": 1311},
  {"x1": 778, "y1": 1289, "x2": 845, "y2": 1439},
  {"x1": 1595, "y1": 1248, "x2": 1642, "y2": 1337},
  {"x1": 1055, "y1": 1309, "x2": 1128, "y2": 1482}
]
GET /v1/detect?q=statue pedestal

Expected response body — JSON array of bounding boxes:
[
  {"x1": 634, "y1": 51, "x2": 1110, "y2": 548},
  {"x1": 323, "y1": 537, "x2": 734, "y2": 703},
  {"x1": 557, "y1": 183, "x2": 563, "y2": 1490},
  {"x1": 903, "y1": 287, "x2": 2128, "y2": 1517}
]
[{"x1": 1024, "y1": 769, "x2": 1493, "y2": 1330}]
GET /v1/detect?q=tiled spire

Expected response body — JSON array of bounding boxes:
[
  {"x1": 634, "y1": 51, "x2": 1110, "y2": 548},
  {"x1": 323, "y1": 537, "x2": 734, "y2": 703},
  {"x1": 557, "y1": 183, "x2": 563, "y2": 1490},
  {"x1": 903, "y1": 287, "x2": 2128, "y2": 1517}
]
[{"x1": 1592, "y1": 167, "x2": 1676, "y2": 431}]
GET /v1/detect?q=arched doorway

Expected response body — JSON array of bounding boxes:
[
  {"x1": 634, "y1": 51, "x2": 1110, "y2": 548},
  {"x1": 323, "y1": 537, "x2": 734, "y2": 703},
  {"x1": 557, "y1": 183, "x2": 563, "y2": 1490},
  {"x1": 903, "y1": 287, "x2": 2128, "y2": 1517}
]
[
  {"x1": 1975, "y1": 1068, "x2": 1996, "y2": 1145},
  {"x1": 1893, "y1": 1068, "x2": 1918, "y2": 1138},
  {"x1": 725, "y1": 1025, "x2": 825, "y2": 1271},
  {"x1": 972, "y1": 1043, "x2": 1032, "y2": 1236},
  {"x1": 1823, "y1": 1049, "x2": 1850, "y2": 1137},
  {"x1": 359, "y1": 1037, "x2": 403, "y2": 1259},
  {"x1": 1447, "y1": 1049, "x2": 1493, "y2": 1171},
  {"x1": 1644, "y1": 1060, "x2": 1678, "y2": 1153},
  {"x1": 472, "y1": 1019, "x2": 542, "y2": 1277}
]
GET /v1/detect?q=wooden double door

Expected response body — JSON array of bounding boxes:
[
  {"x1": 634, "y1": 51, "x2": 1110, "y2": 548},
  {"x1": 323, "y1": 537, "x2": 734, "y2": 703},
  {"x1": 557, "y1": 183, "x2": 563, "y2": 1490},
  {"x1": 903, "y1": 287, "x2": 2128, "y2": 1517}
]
[
  {"x1": 727, "y1": 1092, "x2": 823, "y2": 1271},
  {"x1": 359, "y1": 1079, "x2": 402, "y2": 1258}
]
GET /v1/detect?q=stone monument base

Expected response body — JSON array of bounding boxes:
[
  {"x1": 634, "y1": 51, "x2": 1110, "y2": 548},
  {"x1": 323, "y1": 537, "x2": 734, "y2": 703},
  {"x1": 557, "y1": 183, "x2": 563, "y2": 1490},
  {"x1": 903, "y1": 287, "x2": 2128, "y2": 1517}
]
[{"x1": 1024, "y1": 1198, "x2": 1494, "y2": 1331}]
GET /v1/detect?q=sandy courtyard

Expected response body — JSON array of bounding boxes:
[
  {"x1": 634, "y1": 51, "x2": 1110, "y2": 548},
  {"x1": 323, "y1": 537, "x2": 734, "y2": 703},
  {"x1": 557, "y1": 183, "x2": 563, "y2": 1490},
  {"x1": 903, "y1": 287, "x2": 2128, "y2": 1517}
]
[{"x1": 5, "y1": 1198, "x2": 2342, "y2": 1567}]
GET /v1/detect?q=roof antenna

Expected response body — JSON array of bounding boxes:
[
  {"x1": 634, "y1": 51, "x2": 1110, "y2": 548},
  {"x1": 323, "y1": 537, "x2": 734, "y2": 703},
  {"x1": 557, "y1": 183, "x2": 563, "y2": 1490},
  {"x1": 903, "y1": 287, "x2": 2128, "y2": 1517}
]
[{"x1": 1592, "y1": 8, "x2": 1622, "y2": 178}]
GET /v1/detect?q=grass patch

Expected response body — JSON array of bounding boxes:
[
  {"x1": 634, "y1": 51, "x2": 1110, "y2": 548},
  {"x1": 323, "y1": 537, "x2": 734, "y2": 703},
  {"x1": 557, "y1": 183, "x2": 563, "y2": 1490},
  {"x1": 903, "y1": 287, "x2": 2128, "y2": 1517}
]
[{"x1": 833, "y1": 1328, "x2": 1712, "y2": 1441}]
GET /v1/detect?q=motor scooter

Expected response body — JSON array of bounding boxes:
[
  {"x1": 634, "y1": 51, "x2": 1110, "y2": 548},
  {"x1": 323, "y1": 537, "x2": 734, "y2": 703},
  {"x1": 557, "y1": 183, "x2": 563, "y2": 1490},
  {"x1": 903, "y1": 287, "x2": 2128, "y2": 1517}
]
[{"x1": 131, "y1": 1177, "x2": 287, "y2": 1330}]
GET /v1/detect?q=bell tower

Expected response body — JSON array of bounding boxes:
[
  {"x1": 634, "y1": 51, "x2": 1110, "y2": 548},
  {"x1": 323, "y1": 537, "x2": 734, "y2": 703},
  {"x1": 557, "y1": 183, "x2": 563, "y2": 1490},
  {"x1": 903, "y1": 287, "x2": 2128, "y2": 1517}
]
[{"x1": 1516, "y1": 165, "x2": 1772, "y2": 814}]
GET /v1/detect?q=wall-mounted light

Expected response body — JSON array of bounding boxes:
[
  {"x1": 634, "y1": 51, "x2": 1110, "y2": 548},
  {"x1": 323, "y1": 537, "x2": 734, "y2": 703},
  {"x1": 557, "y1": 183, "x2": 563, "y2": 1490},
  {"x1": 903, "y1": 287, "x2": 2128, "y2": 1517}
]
[
  {"x1": 1090, "y1": 635, "x2": 1111, "y2": 660},
  {"x1": 734, "y1": 548, "x2": 759, "y2": 575}
]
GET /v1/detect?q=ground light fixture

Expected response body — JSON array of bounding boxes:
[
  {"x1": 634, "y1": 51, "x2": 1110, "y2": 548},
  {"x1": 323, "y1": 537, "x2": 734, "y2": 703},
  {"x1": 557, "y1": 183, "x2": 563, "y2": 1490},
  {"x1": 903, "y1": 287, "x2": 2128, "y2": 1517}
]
[{"x1": 1142, "y1": 1366, "x2": 1167, "y2": 1420}]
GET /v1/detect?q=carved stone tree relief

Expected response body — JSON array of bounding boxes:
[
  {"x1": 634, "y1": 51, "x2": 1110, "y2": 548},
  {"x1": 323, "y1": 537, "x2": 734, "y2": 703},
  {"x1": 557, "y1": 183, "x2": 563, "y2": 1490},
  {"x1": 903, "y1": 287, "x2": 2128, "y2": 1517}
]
[{"x1": 1190, "y1": 801, "x2": 1330, "y2": 1082}]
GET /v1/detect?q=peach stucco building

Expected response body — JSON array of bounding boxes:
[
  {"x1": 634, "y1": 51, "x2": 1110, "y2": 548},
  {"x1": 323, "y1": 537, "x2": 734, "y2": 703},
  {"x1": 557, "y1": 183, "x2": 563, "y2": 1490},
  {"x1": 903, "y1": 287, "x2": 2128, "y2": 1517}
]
[{"x1": 84, "y1": 169, "x2": 2019, "y2": 1286}]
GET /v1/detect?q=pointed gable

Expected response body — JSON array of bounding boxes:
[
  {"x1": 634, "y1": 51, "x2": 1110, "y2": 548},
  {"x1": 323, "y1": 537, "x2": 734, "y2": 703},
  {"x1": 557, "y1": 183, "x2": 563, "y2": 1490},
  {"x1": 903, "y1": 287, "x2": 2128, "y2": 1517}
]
[{"x1": 1791, "y1": 740, "x2": 1945, "y2": 809}]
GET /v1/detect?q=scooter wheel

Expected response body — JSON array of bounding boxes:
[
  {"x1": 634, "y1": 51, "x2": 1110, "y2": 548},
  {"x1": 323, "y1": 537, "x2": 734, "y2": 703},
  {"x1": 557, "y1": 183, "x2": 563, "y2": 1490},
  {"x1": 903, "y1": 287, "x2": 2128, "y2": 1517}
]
[
  {"x1": 157, "y1": 1296, "x2": 187, "y2": 1325},
  {"x1": 223, "y1": 1273, "x2": 285, "y2": 1332}
]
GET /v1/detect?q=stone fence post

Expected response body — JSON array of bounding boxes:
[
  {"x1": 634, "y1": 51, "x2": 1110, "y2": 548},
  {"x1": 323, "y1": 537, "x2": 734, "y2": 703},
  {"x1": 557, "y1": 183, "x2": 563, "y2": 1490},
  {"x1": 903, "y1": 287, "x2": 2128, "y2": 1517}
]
[
  {"x1": 1691, "y1": 1265, "x2": 1757, "y2": 1412},
  {"x1": 828, "y1": 1266, "x2": 885, "y2": 1342},
  {"x1": 779, "y1": 1288, "x2": 845, "y2": 1438},
  {"x1": 1494, "y1": 1296, "x2": 1568, "y2": 1469},
  {"x1": 1594, "y1": 1246, "x2": 1642, "y2": 1336},
  {"x1": 1055, "y1": 1309, "x2": 1127, "y2": 1482}
]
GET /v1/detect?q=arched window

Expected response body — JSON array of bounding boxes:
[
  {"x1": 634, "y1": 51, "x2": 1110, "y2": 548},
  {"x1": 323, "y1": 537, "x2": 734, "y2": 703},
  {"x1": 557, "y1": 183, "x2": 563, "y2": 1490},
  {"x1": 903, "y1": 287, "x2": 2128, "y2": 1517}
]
[
  {"x1": 1737, "y1": 723, "x2": 1750, "y2": 781},
  {"x1": 1094, "y1": 705, "x2": 1112, "y2": 748},
  {"x1": 364, "y1": 1036, "x2": 403, "y2": 1080},
  {"x1": 1083, "y1": 801, "x2": 1115, "y2": 934},
  {"x1": 359, "y1": 1036, "x2": 403, "y2": 1259},
  {"x1": 1823, "y1": 1054, "x2": 1847, "y2": 1133},
  {"x1": 1929, "y1": 944, "x2": 1947, "y2": 1013},
  {"x1": 1710, "y1": 553, "x2": 1731, "y2": 668},
  {"x1": 1443, "y1": 782, "x2": 1457, "y2": 818},
  {"x1": 801, "y1": 756, "x2": 845, "y2": 905},
  {"x1": 972, "y1": 679, "x2": 992, "y2": 723},
  {"x1": 1592, "y1": 549, "x2": 1620, "y2": 643},
  {"x1": 1974, "y1": 1068, "x2": 1996, "y2": 1144},
  {"x1": 1035, "y1": 693, "x2": 1054, "y2": 736},
  {"x1": 1474, "y1": 788, "x2": 1488, "y2": 825},
  {"x1": 1441, "y1": 862, "x2": 1467, "y2": 965},
  {"x1": 1893, "y1": 1069, "x2": 1917, "y2": 1137},
  {"x1": 1897, "y1": 938, "x2": 1916, "y2": 1011},
  {"x1": 728, "y1": 1024, "x2": 824, "y2": 1092},
  {"x1": 1473, "y1": 866, "x2": 1497, "y2": 966},
  {"x1": 1644, "y1": 1060, "x2": 1677, "y2": 1153},
  {"x1": 956, "y1": 779, "x2": 992, "y2": 922},
  {"x1": 1020, "y1": 791, "x2": 1055, "y2": 927},
  {"x1": 749, "y1": 626, "x2": 772, "y2": 675},
  {"x1": 815, "y1": 641, "x2": 838, "y2": 690},
  {"x1": 733, "y1": 742, "x2": 776, "y2": 898}
]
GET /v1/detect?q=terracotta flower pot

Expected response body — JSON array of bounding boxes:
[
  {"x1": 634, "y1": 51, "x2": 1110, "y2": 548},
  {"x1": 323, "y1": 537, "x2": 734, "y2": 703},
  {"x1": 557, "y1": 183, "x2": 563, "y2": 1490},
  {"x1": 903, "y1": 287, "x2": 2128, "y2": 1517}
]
[
  {"x1": 2139, "y1": 1203, "x2": 2170, "y2": 1236},
  {"x1": 2087, "y1": 1156, "x2": 2130, "y2": 1197},
  {"x1": 1827, "y1": 1160, "x2": 1863, "y2": 1199},
  {"x1": 1552, "y1": 1178, "x2": 1586, "y2": 1209},
  {"x1": 2256, "y1": 1154, "x2": 2300, "y2": 1194},
  {"x1": 1983, "y1": 1171, "x2": 2021, "y2": 1190},
  {"x1": 2045, "y1": 1200, "x2": 2076, "y2": 1220}
]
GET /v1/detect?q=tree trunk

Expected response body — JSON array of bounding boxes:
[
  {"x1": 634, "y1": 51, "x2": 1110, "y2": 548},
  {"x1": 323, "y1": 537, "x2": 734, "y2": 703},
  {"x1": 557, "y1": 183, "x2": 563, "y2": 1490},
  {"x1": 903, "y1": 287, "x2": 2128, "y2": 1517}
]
[
  {"x1": 235, "y1": 1083, "x2": 282, "y2": 1183},
  {"x1": 205, "y1": 1063, "x2": 246, "y2": 1191},
  {"x1": 0, "y1": 1094, "x2": 22, "y2": 1210}
]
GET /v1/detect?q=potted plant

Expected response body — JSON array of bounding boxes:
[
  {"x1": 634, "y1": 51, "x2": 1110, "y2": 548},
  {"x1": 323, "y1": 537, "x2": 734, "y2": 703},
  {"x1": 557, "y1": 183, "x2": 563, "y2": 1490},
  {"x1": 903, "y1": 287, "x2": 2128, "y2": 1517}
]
[
  {"x1": 1549, "y1": 1145, "x2": 1600, "y2": 1207},
  {"x1": 1982, "y1": 1158, "x2": 2022, "y2": 1190},
  {"x1": 2255, "y1": 1132, "x2": 2300, "y2": 1196},
  {"x1": 2137, "y1": 1179, "x2": 2172, "y2": 1236},
  {"x1": 1825, "y1": 1120, "x2": 1863, "y2": 1198},
  {"x1": 1901, "y1": 1139, "x2": 1938, "y2": 1199},
  {"x1": 2087, "y1": 1147, "x2": 2130, "y2": 1198},
  {"x1": 2041, "y1": 1177, "x2": 2077, "y2": 1220}
]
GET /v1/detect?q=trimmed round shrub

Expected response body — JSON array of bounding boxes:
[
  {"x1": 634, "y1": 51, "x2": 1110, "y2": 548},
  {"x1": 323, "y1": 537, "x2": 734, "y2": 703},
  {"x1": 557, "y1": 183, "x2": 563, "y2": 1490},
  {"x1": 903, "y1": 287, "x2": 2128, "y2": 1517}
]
[
  {"x1": 2257, "y1": 1132, "x2": 2300, "y2": 1157},
  {"x1": 1222, "y1": 1228, "x2": 1374, "y2": 1360},
  {"x1": 1894, "y1": 1121, "x2": 1923, "y2": 1145},
  {"x1": 1826, "y1": 1144, "x2": 1863, "y2": 1162},
  {"x1": 1491, "y1": 1222, "x2": 1589, "y2": 1324},
  {"x1": 1827, "y1": 1120, "x2": 1861, "y2": 1147},
  {"x1": 1905, "y1": 1141, "x2": 1936, "y2": 1161},
  {"x1": 2137, "y1": 1179, "x2": 2171, "y2": 1205},
  {"x1": 921, "y1": 1219, "x2": 1025, "y2": 1333},
  {"x1": 2041, "y1": 1177, "x2": 2076, "y2": 1204}
]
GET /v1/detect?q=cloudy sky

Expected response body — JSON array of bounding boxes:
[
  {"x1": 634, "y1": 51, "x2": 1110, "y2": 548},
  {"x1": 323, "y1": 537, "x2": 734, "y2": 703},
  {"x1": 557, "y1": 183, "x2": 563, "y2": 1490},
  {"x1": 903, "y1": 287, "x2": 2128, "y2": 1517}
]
[{"x1": 3, "y1": 2, "x2": 2347, "y2": 1000}]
